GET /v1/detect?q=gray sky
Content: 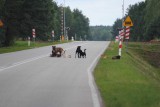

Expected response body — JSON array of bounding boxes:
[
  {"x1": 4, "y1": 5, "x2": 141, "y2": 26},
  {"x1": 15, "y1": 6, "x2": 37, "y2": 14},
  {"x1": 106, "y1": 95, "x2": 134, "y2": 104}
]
[{"x1": 55, "y1": 0, "x2": 145, "y2": 26}]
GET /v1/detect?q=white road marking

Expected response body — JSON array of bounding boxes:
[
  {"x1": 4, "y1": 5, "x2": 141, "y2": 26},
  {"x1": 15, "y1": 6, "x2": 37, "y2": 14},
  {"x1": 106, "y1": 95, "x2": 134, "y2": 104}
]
[
  {"x1": 0, "y1": 54, "x2": 49, "y2": 72},
  {"x1": 87, "y1": 42, "x2": 110, "y2": 107}
]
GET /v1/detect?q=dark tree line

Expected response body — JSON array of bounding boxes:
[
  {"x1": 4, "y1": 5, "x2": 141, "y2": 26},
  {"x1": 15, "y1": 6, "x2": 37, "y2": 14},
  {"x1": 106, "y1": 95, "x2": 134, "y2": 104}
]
[
  {"x1": 0, "y1": 0, "x2": 90, "y2": 47},
  {"x1": 112, "y1": 0, "x2": 160, "y2": 41},
  {"x1": 90, "y1": 26, "x2": 112, "y2": 41}
]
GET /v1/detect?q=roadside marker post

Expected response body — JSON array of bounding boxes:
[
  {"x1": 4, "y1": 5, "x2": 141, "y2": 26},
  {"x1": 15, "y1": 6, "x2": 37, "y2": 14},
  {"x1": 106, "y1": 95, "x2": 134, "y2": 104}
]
[
  {"x1": 60, "y1": 36, "x2": 61, "y2": 42},
  {"x1": 115, "y1": 36, "x2": 119, "y2": 43},
  {"x1": 125, "y1": 26, "x2": 130, "y2": 52},
  {"x1": 71, "y1": 36, "x2": 74, "y2": 41},
  {"x1": 32, "y1": 29, "x2": 36, "y2": 47},
  {"x1": 118, "y1": 29, "x2": 124, "y2": 56},
  {"x1": 119, "y1": 38, "x2": 123, "y2": 56},
  {"x1": 125, "y1": 26, "x2": 130, "y2": 39},
  {"x1": 52, "y1": 30, "x2": 54, "y2": 42},
  {"x1": 28, "y1": 37, "x2": 31, "y2": 46}
]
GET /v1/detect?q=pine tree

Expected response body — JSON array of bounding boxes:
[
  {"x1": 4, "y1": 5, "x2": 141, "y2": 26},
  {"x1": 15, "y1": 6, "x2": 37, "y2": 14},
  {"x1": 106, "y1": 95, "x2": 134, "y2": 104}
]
[
  {"x1": 144, "y1": 0, "x2": 160, "y2": 40},
  {"x1": 3, "y1": 0, "x2": 24, "y2": 46},
  {"x1": 21, "y1": 0, "x2": 55, "y2": 41}
]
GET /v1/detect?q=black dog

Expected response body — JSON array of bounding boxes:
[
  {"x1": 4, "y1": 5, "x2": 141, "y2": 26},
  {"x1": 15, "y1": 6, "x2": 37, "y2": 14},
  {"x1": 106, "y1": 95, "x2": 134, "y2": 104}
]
[
  {"x1": 80, "y1": 49, "x2": 86, "y2": 58},
  {"x1": 75, "y1": 46, "x2": 81, "y2": 58},
  {"x1": 112, "y1": 55, "x2": 121, "y2": 59}
]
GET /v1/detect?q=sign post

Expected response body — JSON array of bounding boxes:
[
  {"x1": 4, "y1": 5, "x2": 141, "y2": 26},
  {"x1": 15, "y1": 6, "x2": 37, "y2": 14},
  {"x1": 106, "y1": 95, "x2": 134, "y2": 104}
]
[{"x1": 123, "y1": 16, "x2": 133, "y2": 53}]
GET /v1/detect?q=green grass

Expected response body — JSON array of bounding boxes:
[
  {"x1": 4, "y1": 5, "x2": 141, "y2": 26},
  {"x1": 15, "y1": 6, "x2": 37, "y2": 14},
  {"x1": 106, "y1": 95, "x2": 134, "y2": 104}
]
[
  {"x1": 94, "y1": 42, "x2": 160, "y2": 107},
  {"x1": 128, "y1": 42, "x2": 160, "y2": 68},
  {"x1": 0, "y1": 40, "x2": 69, "y2": 54}
]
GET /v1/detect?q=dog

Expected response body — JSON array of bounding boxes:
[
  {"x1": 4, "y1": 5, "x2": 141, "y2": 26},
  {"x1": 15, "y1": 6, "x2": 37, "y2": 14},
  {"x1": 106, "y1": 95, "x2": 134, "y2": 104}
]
[
  {"x1": 75, "y1": 46, "x2": 81, "y2": 58},
  {"x1": 63, "y1": 50, "x2": 71, "y2": 58},
  {"x1": 51, "y1": 46, "x2": 57, "y2": 57},
  {"x1": 56, "y1": 52, "x2": 61, "y2": 57},
  {"x1": 80, "y1": 49, "x2": 86, "y2": 58},
  {"x1": 112, "y1": 55, "x2": 121, "y2": 59},
  {"x1": 51, "y1": 46, "x2": 64, "y2": 57}
]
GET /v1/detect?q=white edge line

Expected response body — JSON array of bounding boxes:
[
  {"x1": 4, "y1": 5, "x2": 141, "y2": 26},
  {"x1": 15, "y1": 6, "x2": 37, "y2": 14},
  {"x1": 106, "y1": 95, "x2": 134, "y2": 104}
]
[{"x1": 87, "y1": 42, "x2": 110, "y2": 107}]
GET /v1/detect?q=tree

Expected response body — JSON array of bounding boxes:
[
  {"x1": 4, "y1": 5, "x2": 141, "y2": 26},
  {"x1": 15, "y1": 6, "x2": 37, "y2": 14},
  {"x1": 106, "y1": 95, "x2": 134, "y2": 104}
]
[
  {"x1": 3, "y1": 0, "x2": 24, "y2": 46},
  {"x1": 0, "y1": 0, "x2": 90, "y2": 46},
  {"x1": 126, "y1": 2, "x2": 146, "y2": 41},
  {"x1": 90, "y1": 26, "x2": 112, "y2": 41},
  {"x1": 0, "y1": 0, "x2": 5, "y2": 47},
  {"x1": 112, "y1": 18, "x2": 122, "y2": 40},
  {"x1": 21, "y1": 0, "x2": 56, "y2": 41},
  {"x1": 71, "y1": 9, "x2": 90, "y2": 40},
  {"x1": 144, "y1": 0, "x2": 160, "y2": 40}
]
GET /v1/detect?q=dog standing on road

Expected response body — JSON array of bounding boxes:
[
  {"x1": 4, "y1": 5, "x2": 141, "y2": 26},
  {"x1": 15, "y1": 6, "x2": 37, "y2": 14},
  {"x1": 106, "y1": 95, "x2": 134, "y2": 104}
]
[
  {"x1": 75, "y1": 46, "x2": 81, "y2": 58},
  {"x1": 80, "y1": 49, "x2": 86, "y2": 58}
]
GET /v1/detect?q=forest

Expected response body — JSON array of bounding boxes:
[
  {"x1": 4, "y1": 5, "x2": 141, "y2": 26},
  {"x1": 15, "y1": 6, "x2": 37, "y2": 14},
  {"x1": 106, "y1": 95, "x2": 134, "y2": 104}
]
[
  {"x1": 0, "y1": 0, "x2": 90, "y2": 47},
  {"x1": 1, "y1": 0, "x2": 160, "y2": 47},
  {"x1": 90, "y1": 26, "x2": 112, "y2": 41},
  {"x1": 112, "y1": 0, "x2": 160, "y2": 41}
]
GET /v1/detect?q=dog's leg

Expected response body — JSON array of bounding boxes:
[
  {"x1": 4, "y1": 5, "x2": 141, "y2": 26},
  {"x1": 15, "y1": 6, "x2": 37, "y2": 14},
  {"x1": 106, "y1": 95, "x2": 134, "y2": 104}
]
[
  {"x1": 75, "y1": 52, "x2": 77, "y2": 58},
  {"x1": 78, "y1": 53, "x2": 81, "y2": 58}
]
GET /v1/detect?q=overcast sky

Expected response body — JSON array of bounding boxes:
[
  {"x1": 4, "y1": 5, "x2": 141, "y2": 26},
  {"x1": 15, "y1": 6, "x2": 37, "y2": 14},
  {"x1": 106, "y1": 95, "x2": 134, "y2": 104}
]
[{"x1": 54, "y1": 0, "x2": 145, "y2": 26}]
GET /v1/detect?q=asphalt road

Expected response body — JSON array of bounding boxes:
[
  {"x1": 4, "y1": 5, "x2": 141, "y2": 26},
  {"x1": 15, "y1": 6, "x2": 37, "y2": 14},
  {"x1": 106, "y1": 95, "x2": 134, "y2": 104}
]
[{"x1": 0, "y1": 41, "x2": 110, "y2": 107}]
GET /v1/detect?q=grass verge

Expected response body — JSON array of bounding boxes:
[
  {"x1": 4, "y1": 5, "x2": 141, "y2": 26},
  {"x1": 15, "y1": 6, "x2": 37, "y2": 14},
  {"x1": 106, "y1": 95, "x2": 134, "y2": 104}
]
[
  {"x1": 94, "y1": 42, "x2": 160, "y2": 107},
  {"x1": 0, "y1": 40, "x2": 69, "y2": 54}
]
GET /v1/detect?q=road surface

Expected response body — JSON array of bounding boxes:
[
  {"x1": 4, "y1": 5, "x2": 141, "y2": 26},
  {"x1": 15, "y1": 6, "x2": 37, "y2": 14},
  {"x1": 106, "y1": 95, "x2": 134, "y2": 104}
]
[{"x1": 0, "y1": 41, "x2": 110, "y2": 107}]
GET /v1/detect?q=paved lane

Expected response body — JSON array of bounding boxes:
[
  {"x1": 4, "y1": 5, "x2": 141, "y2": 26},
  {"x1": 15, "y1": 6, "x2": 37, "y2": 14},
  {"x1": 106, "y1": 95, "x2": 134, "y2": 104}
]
[{"x1": 0, "y1": 41, "x2": 110, "y2": 107}]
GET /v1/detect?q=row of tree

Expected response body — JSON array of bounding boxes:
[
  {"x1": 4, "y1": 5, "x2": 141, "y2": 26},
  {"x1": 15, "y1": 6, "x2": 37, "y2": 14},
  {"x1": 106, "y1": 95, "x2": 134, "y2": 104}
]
[
  {"x1": 0, "y1": 0, "x2": 90, "y2": 47},
  {"x1": 90, "y1": 26, "x2": 112, "y2": 41},
  {"x1": 112, "y1": 0, "x2": 160, "y2": 41}
]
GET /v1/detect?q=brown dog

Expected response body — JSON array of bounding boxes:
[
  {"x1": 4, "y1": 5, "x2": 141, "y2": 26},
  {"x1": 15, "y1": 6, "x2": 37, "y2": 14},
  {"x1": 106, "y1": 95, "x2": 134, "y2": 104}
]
[{"x1": 52, "y1": 46, "x2": 64, "y2": 57}]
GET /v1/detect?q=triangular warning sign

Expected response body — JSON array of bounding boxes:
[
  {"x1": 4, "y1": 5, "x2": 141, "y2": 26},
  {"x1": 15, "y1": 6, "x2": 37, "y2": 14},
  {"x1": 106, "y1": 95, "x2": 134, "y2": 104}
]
[
  {"x1": 123, "y1": 16, "x2": 133, "y2": 27},
  {"x1": 0, "y1": 19, "x2": 3, "y2": 27}
]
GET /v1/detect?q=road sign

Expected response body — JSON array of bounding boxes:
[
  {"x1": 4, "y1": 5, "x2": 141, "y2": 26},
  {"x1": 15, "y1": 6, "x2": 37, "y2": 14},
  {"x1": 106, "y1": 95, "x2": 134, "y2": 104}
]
[
  {"x1": 0, "y1": 20, "x2": 3, "y2": 27},
  {"x1": 123, "y1": 16, "x2": 133, "y2": 27}
]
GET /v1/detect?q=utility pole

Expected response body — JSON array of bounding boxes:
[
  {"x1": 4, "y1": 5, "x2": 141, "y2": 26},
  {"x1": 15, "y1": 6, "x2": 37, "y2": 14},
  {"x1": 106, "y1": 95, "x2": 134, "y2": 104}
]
[
  {"x1": 61, "y1": 4, "x2": 64, "y2": 41},
  {"x1": 122, "y1": 0, "x2": 124, "y2": 28},
  {"x1": 118, "y1": 0, "x2": 125, "y2": 56},
  {"x1": 63, "y1": 0, "x2": 66, "y2": 40}
]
